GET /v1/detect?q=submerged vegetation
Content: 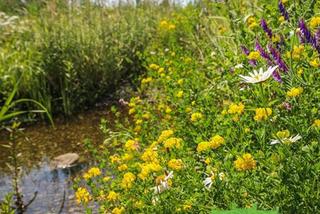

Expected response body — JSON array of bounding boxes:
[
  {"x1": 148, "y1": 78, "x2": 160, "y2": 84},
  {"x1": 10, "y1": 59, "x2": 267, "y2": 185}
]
[{"x1": 1, "y1": 0, "x2": 320, "y2": 213}]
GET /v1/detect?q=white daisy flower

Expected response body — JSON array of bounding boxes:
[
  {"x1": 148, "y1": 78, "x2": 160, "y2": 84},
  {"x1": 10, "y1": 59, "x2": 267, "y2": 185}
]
[
  {"x1": 239, "y1": 66, "x2": 278, "y2": 84},
  {"x1": 270, "y1": 134, "x2": 302, "y2": 145},
  {"x1": 152, "y1": 171, "x2": 173, "y2": 194},
  {"x1": 203, "y1": 172, "x2": 216, "y2": 189}
]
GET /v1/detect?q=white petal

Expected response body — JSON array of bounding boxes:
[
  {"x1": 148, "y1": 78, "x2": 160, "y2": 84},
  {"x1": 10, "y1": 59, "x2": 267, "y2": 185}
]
[
  {"x1": 290, "y1": 134, "x2": 302, "y2": 142},
  {"x1": 270, "y1": 139, "x2": 280, "y2": 145}
]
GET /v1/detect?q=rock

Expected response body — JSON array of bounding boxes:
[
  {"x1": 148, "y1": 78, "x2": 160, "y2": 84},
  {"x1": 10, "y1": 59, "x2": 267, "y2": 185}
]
[{"x1": 50, "y1": 153, "x2": 79, "y2": 169}]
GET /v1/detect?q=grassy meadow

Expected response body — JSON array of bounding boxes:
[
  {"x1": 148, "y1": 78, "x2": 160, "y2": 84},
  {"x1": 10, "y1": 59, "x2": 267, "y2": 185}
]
[{"x1": 1, "y1": 0, "x2": 320, "y2": 213}]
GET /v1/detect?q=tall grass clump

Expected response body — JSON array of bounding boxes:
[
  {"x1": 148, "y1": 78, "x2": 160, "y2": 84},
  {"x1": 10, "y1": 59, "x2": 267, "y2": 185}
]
[{"x1": 1, "y1": 1, "x2": 172, "y2": 116}]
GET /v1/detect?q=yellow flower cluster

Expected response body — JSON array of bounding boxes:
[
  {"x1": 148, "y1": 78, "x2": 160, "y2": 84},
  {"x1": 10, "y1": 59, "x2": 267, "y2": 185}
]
[
  {"x1": 118, "y1": 164, "x2": 128, "y2": 171},
  {"x1": 310, "y1": 58, "x2": 320, "y2": 68},
  {"x1": 287, "y1": 87, "x2": 303, "y2": 97},
  {"x1": 168, "y1": 159, "x2": 183, "y2": 170},
  {"x1": 288, "y1": 45, "x2": 304, "y2": 60},
  {"x1": 125, "y1": 139, "x2": 139, "y2": 151},
  {"x1": 141, "y1": 77, "x2": 153, "y2": 85},
  {"x1": 247, "y1": 16, "x2": 258, "y2": 29},
  {"x1": 141, "y1": 148, "x2": 159, "y2": 163},
  {"x1": 228, "y1": 103, "x2": 245, "y2": 114},
  {"x1": 247, "y1": 51, "x2": 260, "y2": 60},
  {"x1": 110, "y1": 154, "x2": 121, "y2": 164},
  {"x1": 234, "y1": 153, "x2": 257, "y2": 171},
  {"x1": 191, "y1": 112, "x2": 203, "y2": 122},
  {"x1": 75, "y1": 187, "x2": 91, "y2": 204},
  {"x1": 112, "y1": 207, "x2": 125, "y2": 214},
  {"x1": 83, "y1": 167, "x2": 101, "y2": 180},
  {"x1": 149, "y1": 63, "x2": 159, "y2": 70},
  {"x1": 254, "y1": 108, "x2": 272, "y2": 121},
  {"x1": 176, "y1": 90, "x2": 184, "y2": 98},
  {"x1": 159, "y1": 20, "x2": 176, "y2": 30},
  {"x1": 197, "y1": 135, "x2": 225, "y2": 152},
  {"x1": 310, "y1": 16, "x2": 320, "y2": 28},
  {"x1": 138, "y1": 162, "x2": 162, "y2": 180},
  {"x1": 163, "y1": 137, "x2": 182, "y2": 149},
  {"x1": 276, "y1": 130, "x2": 290, "y2": 139},
  {"x1": 158, "y1": 129, "x2": 174, "y2": 142},
  {"x1": 107, "y1": 191, "x2": 119, "y2": 201},
  {"x1": 121, "y1": 172, "x2": 136, "y2": 189},
  {"x1": 313, "y1": 119, "x2": 320, "y2": 127}
]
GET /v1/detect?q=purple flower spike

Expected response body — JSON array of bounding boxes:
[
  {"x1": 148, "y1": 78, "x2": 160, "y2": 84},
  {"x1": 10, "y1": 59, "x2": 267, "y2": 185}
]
[
  {"x1": 299, "y1": 19, "x2": 320, "y2": 53},
  {"x1": 261, "y1": 19, "x2": 273, "y2": 39},
  {"x1": 299, "y1": 19, "x2": 314, "y2": 43},
  {"x1": 241, "y1": 45, "x2": 250, "y2": 55},
  {"x1": 272, "y1": 69, "x2": 282, "y2": 83},
  {"x1": 268, "y1": 44, "x2": 288, "y2": 73},
  {"x1": 278, "y1": 1, "x2": 289, "y2": 20},
  {"x1": 255, "y1": 40, "x2": 272, "y2": 64}
]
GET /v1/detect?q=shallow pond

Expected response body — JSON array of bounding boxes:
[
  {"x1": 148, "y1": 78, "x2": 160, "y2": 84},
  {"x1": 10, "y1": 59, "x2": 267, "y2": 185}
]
[{"x1": 0, "y1": 104, "x2": 117, "y2": 213}]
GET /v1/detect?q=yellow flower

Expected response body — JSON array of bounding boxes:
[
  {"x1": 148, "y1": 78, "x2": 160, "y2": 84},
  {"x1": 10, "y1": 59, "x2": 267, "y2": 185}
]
[
  {"x1": 278, "y1": 16, "x2": 285, "y2": 23},
  {"x1": 168, "y1": 159, "x2": 183, "y2": 170},
  {"x1": 138, "y1": 162, "x2": 162, "y2": 180},
  {"x1": 134, "y1": 200, "x2": 144, "y2": 209},
  {"x1": 291, "y1": 45, "x2": 304, "y2": 60},
  {"x1": 149, "y1": 63, "x2": 159, "y2": 70},
  {"x1": 276, "y1": 130, "x2": 290, "y2": 139},
  {"x1": 310, "y1": 16, "x2": 320, "y2": 28},
  {"x1": 247, "y1": 51, "x2": 260, "y2": 60},
  {"x1": 110, "y1": 154, "x2": 121, "y2": 164},
  {"x1": 254, "y1": 108, "x2": 272, "y2": 121},
  {"x1": 141, "y1": 77, "x2": 153, "y2": 84},
  {"x1": 125, "y1": 139, "x2": 139, "y2": 151},
  {"x1": 313, "y1": 119, "x2": 320, "y2": 127},
  {"x1": 118, "y1": 164, "x2": 128, "y2": 171},
  {"x1": 158, "y1": 129, "x2": 174, "y2": 142},
  {"x1": 122, "y1": 153, "x2": 133, "y2": 162},
  {"x1": 272, "y1": 34, "x2": 281, "y2": 43},
  {"x1": 185, "y1": 107, "x2": 192, "y2": 113},
  {"x1": 141, "y1": 148, "x2": 159, "y2": 163},
  {"x1": 103, "y1": 176, "x2": 111, "y2": 182},
  {"x1": 128, "y1": 108, "x2": 136, "y2": 115},
  {"x1": 163, "y1": 137, "x2": 182, "y2": 149},
  {"x1": 247, "y1": 16, "x2": 258, "y2": 29},
  {"x1": 191, "y1": 112, "x2": 203, "y2": 122},
  {"x1": 112, "y1": 207, "x2": 125, "y2": 214},
  {"x1": 234, "y1": 153, "x2": 257, "y2": 171},
  {"x1": 209, "y1": 135, "x2": 225, "y2": 149},
  {"x1": 165, "y1": 106, "x2": 172, "y2": 114},
  {"x1": 177, "y1": 78, "x2": 184, "y2": 85},
  {"x1": 158, "y1": 67, "x2": 165, "y2": 74},
  {"x1": 121, "y1": 172, "x2": 136, "y2": 189},
  {"x1": 310, "y1": 58, "x2": 320, "y2": 68},
  {"x1": 197, "y1": 141, "x2": 211, "y2": 152},
  {"x1": 142, "y1": 112, "x2": 151, "y2": 120},
  {"x1": 83, "y1": 167, "x2": 101, "y2": 180},
  {"x1": 287, "y1": 87, "x2": 303, "y2": 97},
  {"x1": 107, "y1": 191, "x2": 119, "y2": 201},
  {"x1": 176, "y1": 90, "x2": 184, "y2": 98},
  {"x1": 75, "y1": 187, "x2": 91, "y2": 204},
  {"x1": 297, "y1": 68, "x2": 303, "y2": 76},
  {"x1": 228, "y1": 103, "x2": 245, "y2": 114}
]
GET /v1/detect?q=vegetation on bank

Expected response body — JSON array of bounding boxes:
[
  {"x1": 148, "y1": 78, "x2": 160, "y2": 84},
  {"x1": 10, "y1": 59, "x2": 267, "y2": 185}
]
[{"x1": 75, "y1": 0, "x2": 320, "y2": 213}]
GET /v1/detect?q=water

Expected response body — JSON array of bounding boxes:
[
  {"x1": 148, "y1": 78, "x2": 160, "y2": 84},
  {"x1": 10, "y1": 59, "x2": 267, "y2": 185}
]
[{"x1": 0, "y1": 105, "x2": 116, "y2": 213}]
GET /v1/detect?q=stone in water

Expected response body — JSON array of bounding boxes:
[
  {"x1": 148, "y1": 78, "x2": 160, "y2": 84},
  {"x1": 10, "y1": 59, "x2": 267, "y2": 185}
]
[{"x1": 51, "y1": 153, "x2": 79, "y2": 169}]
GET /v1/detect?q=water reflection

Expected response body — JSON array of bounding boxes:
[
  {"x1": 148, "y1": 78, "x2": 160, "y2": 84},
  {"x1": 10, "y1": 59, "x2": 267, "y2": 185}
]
[{"x1": 0, "y1": 105, "x2": 114, "y2": 213}]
